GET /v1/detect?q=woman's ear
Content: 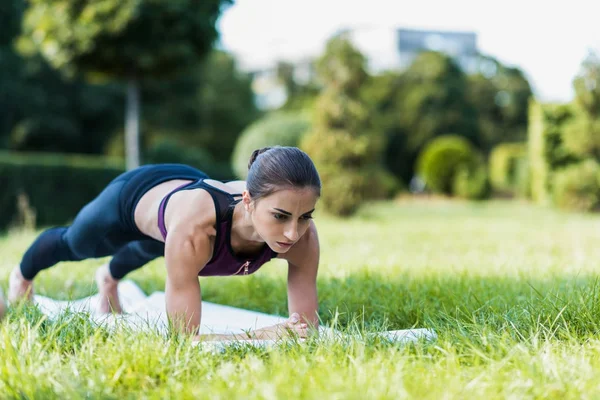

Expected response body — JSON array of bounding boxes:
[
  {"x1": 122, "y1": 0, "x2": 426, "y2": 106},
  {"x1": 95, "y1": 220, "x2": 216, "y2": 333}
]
[{"x1": 242, "y1": 190, "x2": 253, "y2": 212}]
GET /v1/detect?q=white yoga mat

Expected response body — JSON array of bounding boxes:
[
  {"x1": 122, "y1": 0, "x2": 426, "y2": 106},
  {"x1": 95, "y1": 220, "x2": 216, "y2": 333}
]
[{"x1": 31, "y1": 280, "x2": 437, "y2": 349}]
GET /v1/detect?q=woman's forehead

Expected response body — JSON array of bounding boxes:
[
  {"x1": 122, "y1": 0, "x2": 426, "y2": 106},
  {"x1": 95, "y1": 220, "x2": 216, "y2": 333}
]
[{"x1": 259, "y1": 188, "x2": 318, "y2": 210}]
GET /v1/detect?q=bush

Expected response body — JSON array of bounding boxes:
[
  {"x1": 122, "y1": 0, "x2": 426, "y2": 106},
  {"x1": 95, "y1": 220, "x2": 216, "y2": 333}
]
[
  {"x1": 416, "y1": 135, "x2": 479, "y2": 195},
  {"x1": 513, "y1": 156, "x2": 531, "y2": 198},
  {"x1": 552, "y1": 159, "x2": 600, "y2": 211},
  {"x1": 453, "y1": 160, "x2": 491, "y2": 200},
  {"x1": 528, "y1": 101, "x2": 578, "y2": 205},
  {"x1": 362, "y1": 166, "x2": 404, "y2": 200},
  {"x1": 0, "y1": 151, "x2": 125, "y2": 231},
  {"x1": 145, "y1": 138, "x2": 234, "y2": 180},
  {"x1": 231, "y1": 112, "x2": 311, "y2": 179},
  {"x1": 489, "y1": 142, "x2": 528, "y2": 195},
  {"x1": 562, "y1": 114, "x2": 600, "y2": 159}
]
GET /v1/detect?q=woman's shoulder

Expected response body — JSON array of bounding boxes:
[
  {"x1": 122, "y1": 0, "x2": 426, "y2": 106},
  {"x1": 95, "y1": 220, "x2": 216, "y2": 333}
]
[
  {"x1": 202, "y1": 179, "x2": 246, "y2": 195},
  {"x1": 170, "y1": 188, "x2": 218, "y2": 235}
]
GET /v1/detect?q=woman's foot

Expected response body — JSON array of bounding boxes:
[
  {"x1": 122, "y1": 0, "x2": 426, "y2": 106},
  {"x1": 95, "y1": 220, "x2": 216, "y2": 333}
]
[
  {"x1": 8, "y1": 266, "x2": 34, "y2": 303},
  {"x1": 95, "y1": 264, "x2": 122, "y2": 314}
]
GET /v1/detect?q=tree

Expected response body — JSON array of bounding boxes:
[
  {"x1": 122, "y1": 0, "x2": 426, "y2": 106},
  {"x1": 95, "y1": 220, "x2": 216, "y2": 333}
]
[
  {"x1": 573, "y1": 50, "x2": 600, "y2": 118},
  {"x1": 0, "y1": 0, "x2": 122, "y2": 154},
  {"x1": 466, "y1": 55, "x2": 532, "y2": 152},
  {"x1": 370, "y1": 51, "x2": 478, "y2": 184},
  {"x1": 19, "y1": 0, "x2": 232, "y2": 169},
  {"x1": 301, "y1": 35, "x2": 389, "y2": 216},
  {"x1": 141, "y1": 50, "x2": 260, "y2": 164}
]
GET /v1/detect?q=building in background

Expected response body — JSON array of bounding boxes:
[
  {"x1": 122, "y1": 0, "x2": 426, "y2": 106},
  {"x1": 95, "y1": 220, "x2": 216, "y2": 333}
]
[{"x1": 397, "y1": 28, "x2": 478, "y2": 72}]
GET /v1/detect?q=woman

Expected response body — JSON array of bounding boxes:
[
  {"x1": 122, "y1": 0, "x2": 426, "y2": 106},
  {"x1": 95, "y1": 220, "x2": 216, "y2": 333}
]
[{"x1": 7, "y1": 146, "x2": 321, "y2": 340}]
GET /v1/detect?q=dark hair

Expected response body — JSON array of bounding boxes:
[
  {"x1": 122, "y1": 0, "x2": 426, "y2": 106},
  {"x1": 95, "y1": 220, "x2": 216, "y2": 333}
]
[{"x1": 247, "y1": 146, "x2": 321, "y2": 201}]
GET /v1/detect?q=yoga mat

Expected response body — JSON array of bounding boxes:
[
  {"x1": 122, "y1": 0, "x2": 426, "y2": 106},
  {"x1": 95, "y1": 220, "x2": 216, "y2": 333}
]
[{"x1": 27, "y1": 280, "x2": 436, "y2": 349}]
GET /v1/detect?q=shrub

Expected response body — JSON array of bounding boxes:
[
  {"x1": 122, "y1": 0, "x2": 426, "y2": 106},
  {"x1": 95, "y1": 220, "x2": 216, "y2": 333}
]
[
  {"x1": 453, "y1": 159, "x2": 491, "y2": 200},
  {"x1": 231, "y1": 112, "x2": 311, "y2": 179},
  {"x1": 528, "y1": 101, "x2": 578, "y2": 205},
  {"x1": 552, "y1": 159, "x2": 600, "y2": 212},
  {"x1": 489, "y1": 142, "x2": 528, "y2": 195},
  {"x1": 416, "y1": 135, "x2": 479, "y2": 195},
  {"x1": 561, "y1": 114, "x2": 600, "y2": 159},
  {"x1": 145, "y1": 137, "x2": 233, "y2": 180},
  {"x1": 0, "y1": 151, "x2": 124, "y2": 231}
]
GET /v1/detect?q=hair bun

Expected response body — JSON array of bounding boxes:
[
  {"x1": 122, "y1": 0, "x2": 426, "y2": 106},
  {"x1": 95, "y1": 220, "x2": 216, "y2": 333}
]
[{"x1": 248, "y1": 147, "x2": 273, "y2": 170}]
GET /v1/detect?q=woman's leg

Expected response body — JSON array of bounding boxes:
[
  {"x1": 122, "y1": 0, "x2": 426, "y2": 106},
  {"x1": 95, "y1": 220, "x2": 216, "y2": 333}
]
[
  {"x1": 95, "y1": 240, "x2": 164, "y2": 313},
  {"x1": 9, "y1": 180, "x2": 134, "y2": 302}
]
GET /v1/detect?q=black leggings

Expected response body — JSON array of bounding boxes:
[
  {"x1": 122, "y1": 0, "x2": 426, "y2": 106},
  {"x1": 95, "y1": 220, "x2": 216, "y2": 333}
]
[{"x1": 19, "y1": 164, "x2": 207, "y2": 280}]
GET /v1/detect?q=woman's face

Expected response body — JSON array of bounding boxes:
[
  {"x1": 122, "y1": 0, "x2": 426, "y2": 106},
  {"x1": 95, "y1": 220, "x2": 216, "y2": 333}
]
[{"x1": 244, "y1": 187, "x2": 319, "y2": 253}]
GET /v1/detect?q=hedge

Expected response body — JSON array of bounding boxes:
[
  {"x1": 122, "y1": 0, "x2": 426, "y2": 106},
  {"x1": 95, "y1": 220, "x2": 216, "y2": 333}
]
[{"x1": 0, "y1": 151, "x2": 125, "y2": 231}]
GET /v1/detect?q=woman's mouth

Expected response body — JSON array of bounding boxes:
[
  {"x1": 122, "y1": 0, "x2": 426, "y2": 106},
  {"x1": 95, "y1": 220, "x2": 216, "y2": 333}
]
[{"x1": 276, "y1": 241, "x2": 294, "y2": 248}]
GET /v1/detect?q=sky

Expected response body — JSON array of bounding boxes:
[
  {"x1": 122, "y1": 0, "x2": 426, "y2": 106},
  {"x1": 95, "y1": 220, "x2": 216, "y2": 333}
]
[{"x1": 217, "y1": 0, "x2": 600, "y2": 103}]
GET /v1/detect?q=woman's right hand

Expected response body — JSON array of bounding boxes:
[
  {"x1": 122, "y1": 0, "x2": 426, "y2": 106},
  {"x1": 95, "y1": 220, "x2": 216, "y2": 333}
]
[{"x1": 250, "y1": 313, "x2": 309, "y2": 340}]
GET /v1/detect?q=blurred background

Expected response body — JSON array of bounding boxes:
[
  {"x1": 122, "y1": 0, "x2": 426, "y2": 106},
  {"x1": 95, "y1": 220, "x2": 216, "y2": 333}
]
[{"x1": 0, "y1": 0, "x2": 599, "y2": 229}]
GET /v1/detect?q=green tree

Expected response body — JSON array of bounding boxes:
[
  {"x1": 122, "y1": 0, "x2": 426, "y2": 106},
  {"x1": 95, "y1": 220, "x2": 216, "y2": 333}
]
[
  {"x1": 375, "y1": 51, "x2": 479, "y2": 184},
  {"x1": 142, "y1": 50, "x2": 260, "y2": 164},
  {"x1": 467, "y1": 55, "x2": 532, "y2": 152},
  {"x1": 301, "y1": 36, "x2": 388, "y2": 216},
  {"x1": 19, "y1": 0, "x2": 231, "y2": 169},
  {"x1": 573, "y1": 50, "x2": 600, "y2": 118},
  {"x1": 0, "y1": 0, "x2": 122, "y2": 153}
]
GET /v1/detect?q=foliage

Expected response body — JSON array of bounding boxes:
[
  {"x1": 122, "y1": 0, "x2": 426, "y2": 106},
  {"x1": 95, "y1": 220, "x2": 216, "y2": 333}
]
[
  {"x1": 552, "y1": 159, "x2": 600, "y2": 211},
  {"x1": 142, "y1": 50, "x2": 260, "y2": 164},
  {"x1": 416, "y1": 135, "x2": 479, "y2": 195},
  {"x1": 231, "y1": 112, "x2": 311, "y2": 179},
  {"x1": 0, "y1": 0, "x2": 123, "y2": 154},
  {"x1": 562, "y1": 112, "x2": 600, "y2": 159},
  {"x1": 18, "y1": 0, "x2": 232, "y2": 169},
  {"x1": 0, "y1": 151, "x2": 124, "y2": 230},
  {"x1": 453, "y1": 160, "x2": 491, "y2": 200},
  {"x1": 301, "y1": 35, "x2": 388, "y2": 216},
  {"x1": 18, "y1": 0, "x2": 232, "y2": 80},
  {"x1": 573, "y1": 51, "x2": 600, "y2": 118},
  {"x1": 489, "y1": 142, "x2": 528, "y2": 194},
  {"x1": 145, "y1": 137, "x2": 233, "y2": 180},
  {"x1": 467, "y1": 55, "x2": 533, "y2": 153},
  {"x1": 369, "y1": 52, "x2": 479, "y2": 184},
  {"x1": 527, "y1": 101, "x2": 578, "y2": 205}
]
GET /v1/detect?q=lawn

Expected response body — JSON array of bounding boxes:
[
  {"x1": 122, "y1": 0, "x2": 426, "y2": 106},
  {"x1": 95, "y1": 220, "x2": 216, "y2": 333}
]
[{"x1": 1, "y1": 198, "x2": 600, "y2": 398}]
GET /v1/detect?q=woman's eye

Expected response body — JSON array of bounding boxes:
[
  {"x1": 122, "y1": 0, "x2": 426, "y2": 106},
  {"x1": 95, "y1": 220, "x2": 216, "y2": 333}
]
[
  {"x1": 273, "y1": 213, "x2": 287, "y2": 220},
  {"x1": 301, "y1": 215, "x2": 313, "y2": 221}
]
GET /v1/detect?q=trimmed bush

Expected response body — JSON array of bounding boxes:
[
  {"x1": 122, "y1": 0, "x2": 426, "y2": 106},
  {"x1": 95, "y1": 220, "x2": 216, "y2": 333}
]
[
  {"x1": 528, "y1": 101, "x2": 578, "y2": 205},
  {"x1": 0, "y1": 151, "x2": 125, "y2": 231},
  {"x1": 416, "y1": 135, "x2": 479, "y2": 195},
  {"x1": 231, "y1": 112, "x2": 311, "y2": 179},
  {"x1": 453, "y1": 160, "x2": 491, "y2": 200},
  {"x1": 145, "y1": 138, "x2": 234, "y2": 180},
  {"x1": 552, "y1": 159, "x2": 600, "y2": 212},
  {"x1": 513, "y1": 156, "x2": 531, "y2": 198},
  {"x1": 489, "y1": 142, "x2": 527, "y2": 195}
]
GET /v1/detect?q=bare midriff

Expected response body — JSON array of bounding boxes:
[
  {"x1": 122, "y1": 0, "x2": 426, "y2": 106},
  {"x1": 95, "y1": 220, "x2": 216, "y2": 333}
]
[{"x1": 134, "y1": 179, "x2": 195, "y2": 241}]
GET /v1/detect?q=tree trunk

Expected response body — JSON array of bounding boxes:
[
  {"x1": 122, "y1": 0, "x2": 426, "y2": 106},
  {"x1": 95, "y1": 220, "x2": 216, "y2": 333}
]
[{"x1": 125, "y1": 77, "x2": 140, "y2": 170}]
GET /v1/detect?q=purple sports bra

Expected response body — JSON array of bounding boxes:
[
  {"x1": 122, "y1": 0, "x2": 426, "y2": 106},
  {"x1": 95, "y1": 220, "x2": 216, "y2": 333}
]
[{"x1": 157, "y1": 179, "x2": 278, "y2": 277}]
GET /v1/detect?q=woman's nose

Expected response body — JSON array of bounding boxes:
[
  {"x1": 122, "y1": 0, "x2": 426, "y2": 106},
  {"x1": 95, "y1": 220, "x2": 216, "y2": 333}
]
[{"x1": 284, "y1": 223, "x2": 299, "y2": 242}]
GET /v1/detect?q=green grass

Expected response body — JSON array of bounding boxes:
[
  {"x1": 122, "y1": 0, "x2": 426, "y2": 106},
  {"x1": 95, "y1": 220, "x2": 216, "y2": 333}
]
[{"x1": 2, "y1": 199, "x2": 600, "y2": 398}]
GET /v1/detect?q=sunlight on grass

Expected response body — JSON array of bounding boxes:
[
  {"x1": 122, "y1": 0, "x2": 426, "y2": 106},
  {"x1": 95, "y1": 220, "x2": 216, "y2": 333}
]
[{"x1": 2, "y1": 199, "x2": 600, "y2": 398}]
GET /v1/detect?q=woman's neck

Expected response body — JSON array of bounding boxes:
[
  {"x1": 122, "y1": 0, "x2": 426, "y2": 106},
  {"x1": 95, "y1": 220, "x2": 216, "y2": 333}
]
[{"x1": 230, "y1": 201, "x2": 264, "y2": 251}]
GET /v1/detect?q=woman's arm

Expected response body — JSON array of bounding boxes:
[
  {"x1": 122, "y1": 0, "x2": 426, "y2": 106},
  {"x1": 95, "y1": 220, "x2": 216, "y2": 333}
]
[
  {"x1": 163, "y1": 221, "x2": 212, "y2": 334},
  {"x1": 280, "y1": 220, "x2": 320, "y2": 328}
]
